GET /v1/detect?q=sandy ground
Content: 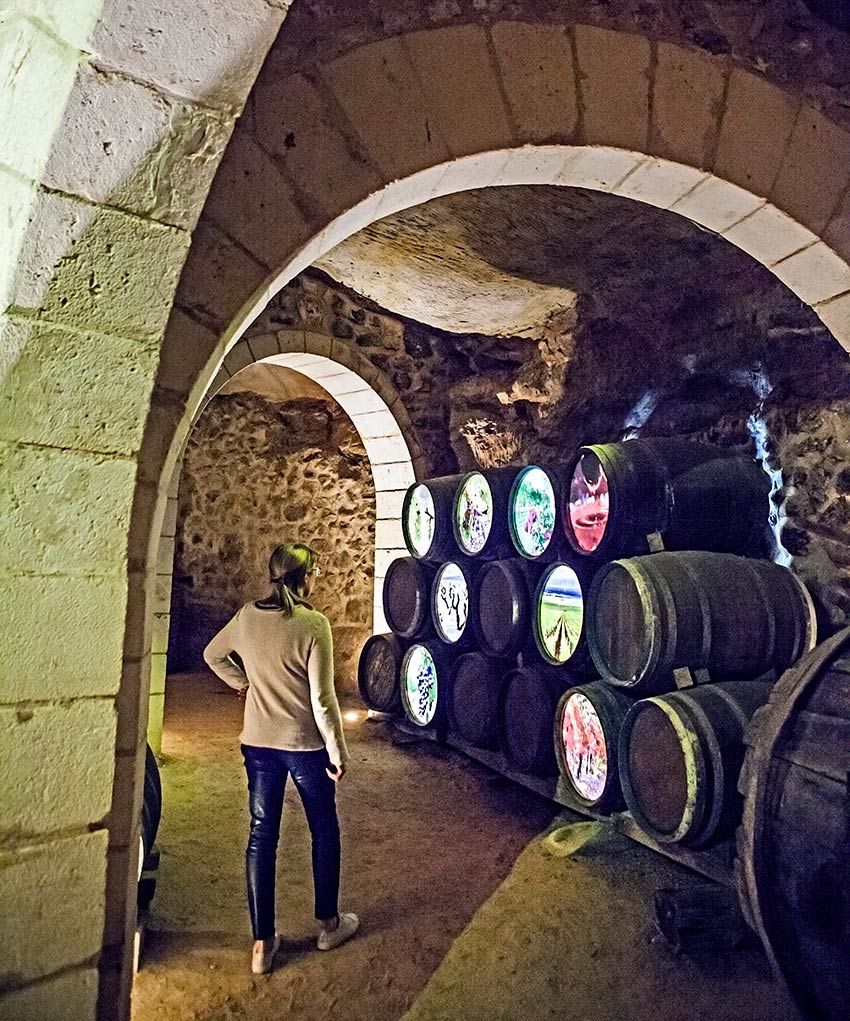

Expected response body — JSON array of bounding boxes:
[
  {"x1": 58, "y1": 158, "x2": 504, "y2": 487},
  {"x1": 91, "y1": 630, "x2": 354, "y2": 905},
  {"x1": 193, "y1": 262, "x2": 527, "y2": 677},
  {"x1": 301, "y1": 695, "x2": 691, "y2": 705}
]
[{"x1": 133, "y1": 671, "x2": 797, "y2": 1021}]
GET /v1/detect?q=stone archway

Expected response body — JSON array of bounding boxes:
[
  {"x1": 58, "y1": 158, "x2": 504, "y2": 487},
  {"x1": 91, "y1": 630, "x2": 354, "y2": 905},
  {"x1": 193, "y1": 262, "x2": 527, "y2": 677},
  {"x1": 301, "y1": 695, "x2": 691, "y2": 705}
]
[
  {"x1": 4, "y1": 6, "x2": 850, "y2": 1018},
  {"x1": 146, "y1": 326, "x2": 417, "y2": 751}
]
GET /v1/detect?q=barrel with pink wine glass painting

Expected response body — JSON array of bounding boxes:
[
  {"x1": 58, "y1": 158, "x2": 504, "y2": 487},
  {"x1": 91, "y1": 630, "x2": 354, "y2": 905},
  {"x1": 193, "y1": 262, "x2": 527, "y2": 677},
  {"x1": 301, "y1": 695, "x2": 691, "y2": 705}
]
[{"x1": 568, "y1": 452, "x2": 610, "y2": 553}]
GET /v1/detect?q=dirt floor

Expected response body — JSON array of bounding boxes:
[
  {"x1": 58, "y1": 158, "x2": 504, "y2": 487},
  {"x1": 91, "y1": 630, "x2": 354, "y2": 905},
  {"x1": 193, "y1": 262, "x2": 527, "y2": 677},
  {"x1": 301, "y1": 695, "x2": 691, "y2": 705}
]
[{"x1": 132, "y1": 671, "x2": 797, "y2": 1021}]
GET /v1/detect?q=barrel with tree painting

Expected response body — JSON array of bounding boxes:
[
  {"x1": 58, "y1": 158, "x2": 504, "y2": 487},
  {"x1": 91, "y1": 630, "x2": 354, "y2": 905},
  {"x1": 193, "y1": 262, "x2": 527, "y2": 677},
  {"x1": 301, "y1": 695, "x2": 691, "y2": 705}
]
[
  {"x1": 382, "y1": 556, "x2": 437, "y2": 639},
  {"x1": 430, "y1": 558, "x2": 477, "y2": 648},
  {"x1": 357, "y1": 633, "x2": 407, "y2": 714},
  {"x1": 587, "y1": 551, "x2": 816, "y2": 695},
  {"x1": 399, "y1": 641, "x2": 457, "y2": 738},
  {"x1": 448, "y1": 651, "x2": 512, "y2": 750},
  {"x1": 564, "y1": 438, "x2": 771, "y2": 559},
  {"x1": 470, "y1": 558, "x2": 547, "y2": 659},
  {"x1": 555, "y1": 682, "x2": 634, "y2": 813},
  {"x1": 737, "y1": 628, "x2": 850, "y2": 1021},
  {"x1": 498, "y1": 665, "x2": 575, "y2": 777},
  {"x1": 402, "y1": 476, "x2": 466, "y2": 561},
  {"x1": 619, "y1": 681, "x2": 774, "y2": 846}
]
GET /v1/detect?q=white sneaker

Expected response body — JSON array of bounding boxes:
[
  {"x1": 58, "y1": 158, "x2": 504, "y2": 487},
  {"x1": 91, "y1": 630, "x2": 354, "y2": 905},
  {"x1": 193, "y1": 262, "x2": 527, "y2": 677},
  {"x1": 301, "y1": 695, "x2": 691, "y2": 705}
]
[
  {"x1": 251, "y1": 934, "x2": 281, "y2": 974},
  {"x1": 317, "y1": 912, "x2": 360, "y2": 951}
]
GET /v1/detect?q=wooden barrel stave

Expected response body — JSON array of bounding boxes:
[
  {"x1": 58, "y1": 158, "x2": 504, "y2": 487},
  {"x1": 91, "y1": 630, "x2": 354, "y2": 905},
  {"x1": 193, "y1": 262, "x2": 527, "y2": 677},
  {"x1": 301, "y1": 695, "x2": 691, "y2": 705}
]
[
  {"x1": 620, "y1": 681, "x2": 773, "y2": 846},
  {"x1": 554, "y1": 681, "x2": 634, "y2": 813},
  {"x1": 382, "y1": 557, "x2": 436, "y2": 639},
  {"x1": 588, "y1": 552, "x2": 816, "y2": 694},
  {"x1": 448, "y1": 652, "x2": 510, "y2": 749},
  {"x1": 564, "y1": 438, "x2": 771, "y2": 559},
  {"x1": 358, "y1": 633, "x2": 406, "y2": 714},
  {"x1": 738, "y1": 629, "x2": 850, "y2": 1021},
  {"x1": 498, "y1": 666, "x2": 574, "y2": 777}
]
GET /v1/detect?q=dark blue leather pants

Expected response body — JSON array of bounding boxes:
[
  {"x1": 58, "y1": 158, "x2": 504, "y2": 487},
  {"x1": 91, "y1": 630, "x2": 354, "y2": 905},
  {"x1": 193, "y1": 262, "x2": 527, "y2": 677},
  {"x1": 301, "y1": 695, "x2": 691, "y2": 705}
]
[{"x1": 242, "y1": 745, "x2": 340, "y2": 939}]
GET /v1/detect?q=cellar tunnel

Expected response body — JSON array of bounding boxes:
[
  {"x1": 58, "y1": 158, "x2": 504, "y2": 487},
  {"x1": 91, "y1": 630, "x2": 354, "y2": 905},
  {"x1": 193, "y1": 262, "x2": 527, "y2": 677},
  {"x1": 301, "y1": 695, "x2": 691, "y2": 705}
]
[{"x1": 4, "y1": 0, "x2": 850, "y2": 1018}]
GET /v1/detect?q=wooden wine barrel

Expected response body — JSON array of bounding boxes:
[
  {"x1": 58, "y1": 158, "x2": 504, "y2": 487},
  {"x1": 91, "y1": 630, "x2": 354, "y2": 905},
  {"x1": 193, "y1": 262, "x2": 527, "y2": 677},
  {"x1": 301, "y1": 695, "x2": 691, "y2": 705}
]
[
  {"x1": 470, "y1": 558, "x2": 546, "y2": 658},
  {"x1": 619, "y1": 681, "x2": 773, "y2": 846},
  {"x1": 498, "y1": 666, "x2": 574, "y2": 776},
  {"x1": 564, "y1": 438, "x2": 770, "y2": 559},
  {"x1": 402, "y1": 475, "x2": 466, "y2": 561},
  {"x1": 554, "y1": 682, "x2": 634, "y2": 813},
  {"x1": 453, "y1": 467, "x2": 518, "y2": 561},
  {"x1": 448, "y1": 652, "x2": 511, "y2": 750},
  {"x1": 142, "y1": 744, "x2": 162, "y2": 867},
  {"x1": 430, "y1": 558, "x2": 477, "y2": 647},
  {"x1": 588, "y1": 551, "x2": 816, "y2": 695},
  {"x1": 532, "y1": 561, "x2": 596, "y2": 673},
  {"x1": 399, "y1": 641, "x2": 456, "y2": 735},
  {"x1": 357, "y1": 633, "x2": 406, "y2": 714},
  {"x1": 507, "y1": 465, "x2": 563, "y2": 561},
  {"x1": 737, "y1": 628, "x2": 850, "y2": 1021},
  {"x1": 382, "y1": 557, "x2": 437, "y2": 639}
]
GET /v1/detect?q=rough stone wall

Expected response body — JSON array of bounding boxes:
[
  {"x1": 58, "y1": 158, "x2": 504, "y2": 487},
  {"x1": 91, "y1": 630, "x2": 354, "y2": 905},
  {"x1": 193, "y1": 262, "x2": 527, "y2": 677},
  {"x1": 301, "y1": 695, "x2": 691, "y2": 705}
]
[{"x1": 171, "y1": 391, "x2": 374, "y2": 693}]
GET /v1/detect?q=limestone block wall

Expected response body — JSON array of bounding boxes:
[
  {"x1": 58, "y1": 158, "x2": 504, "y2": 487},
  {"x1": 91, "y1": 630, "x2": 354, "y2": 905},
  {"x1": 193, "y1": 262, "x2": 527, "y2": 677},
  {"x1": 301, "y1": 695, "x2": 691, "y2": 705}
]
[{"x1": 170, "y1": 390, "x2": 375, "y2": 693}]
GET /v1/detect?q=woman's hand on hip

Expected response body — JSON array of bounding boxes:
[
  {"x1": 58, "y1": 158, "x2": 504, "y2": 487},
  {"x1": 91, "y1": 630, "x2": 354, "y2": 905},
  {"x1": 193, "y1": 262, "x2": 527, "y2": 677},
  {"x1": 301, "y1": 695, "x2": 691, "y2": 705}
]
[{"x1": 326, "y1": 762, "x2": 347, "y2": 782}]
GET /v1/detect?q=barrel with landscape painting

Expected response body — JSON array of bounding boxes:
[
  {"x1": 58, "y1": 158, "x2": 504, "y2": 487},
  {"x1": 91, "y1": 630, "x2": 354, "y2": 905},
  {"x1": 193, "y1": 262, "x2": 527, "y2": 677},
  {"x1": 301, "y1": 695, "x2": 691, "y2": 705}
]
[
  {"x1": 564, "y1": 438, "x2": 771, "y2": 560},
  {"x1": 498, "y1": 665, "x2": 576, "y2": 777},
  {"x1": 402, "y1": 475, "x2": 466, "y2": 562},
  {"x1": 382, "y1": 556, "x2": 437, "y2": 640},
  {"x1": 507, "y1": 465, "x2": 563, "y2": 561},
  {"x1": 470, "y1": 558, "x2": 547, "y2": 659},
  {"x1": 430, "y1": 557, "x2": 478, "y2": 649},
  {"x1": 619, "y1": 681, "x2": 774, "y2": 846},
  {"x1": 736, "y1": 627, "x2": 850, "y2": 1021},
  {"x1": 399, "y1": 641, "x2": 457, "y2": 738},
  {"x1": 587, "y1": 551, "x2": 816, "y2": 695},
  {"x1": 357, "y1": 633, "x2": 407, "y2": 715},
  {"x1": 554, "y1": 682, "x2": 634, "y2": 813},
  {"x1": 448, "y1": 651, "x2": 512, "y2": 750},
  {"x1": 532, "y1": 561, "x2": 597, "y2": 674}
]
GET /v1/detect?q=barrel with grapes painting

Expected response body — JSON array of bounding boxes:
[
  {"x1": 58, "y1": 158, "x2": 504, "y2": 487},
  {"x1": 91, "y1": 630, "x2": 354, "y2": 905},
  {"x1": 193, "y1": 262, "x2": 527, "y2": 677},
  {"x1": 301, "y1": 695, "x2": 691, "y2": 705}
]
[
  {"x1": 453, "y1": 468, "x2": 519, "y2": 561},
  {"x1": 507, "y1": 465, "x2": 563, "y2": 561},
  {"x1": 399, "y1": 641, "x2": 457, "y2": 737}
]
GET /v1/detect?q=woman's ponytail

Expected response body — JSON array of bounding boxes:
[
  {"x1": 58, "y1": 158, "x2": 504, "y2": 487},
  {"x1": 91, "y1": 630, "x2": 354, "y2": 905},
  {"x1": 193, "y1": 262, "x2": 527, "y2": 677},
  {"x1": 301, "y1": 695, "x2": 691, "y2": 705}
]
[{"x1": 268, "y1": 543, "x2": 317, "y2": 616}]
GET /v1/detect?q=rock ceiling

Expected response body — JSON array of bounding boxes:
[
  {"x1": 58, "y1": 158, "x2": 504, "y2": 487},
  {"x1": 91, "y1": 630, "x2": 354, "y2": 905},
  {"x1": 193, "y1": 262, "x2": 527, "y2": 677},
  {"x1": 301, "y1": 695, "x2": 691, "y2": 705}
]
[{"x1": 315, "y1": 184, "x2": 737, "y2": 338}]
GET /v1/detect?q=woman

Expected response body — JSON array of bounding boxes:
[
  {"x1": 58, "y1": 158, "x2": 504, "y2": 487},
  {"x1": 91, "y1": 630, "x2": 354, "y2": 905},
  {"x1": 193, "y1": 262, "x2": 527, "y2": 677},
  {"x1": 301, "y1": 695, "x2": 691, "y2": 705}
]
[{"x1": 204, "y1": 542, "x2": 358, "y2": 975}]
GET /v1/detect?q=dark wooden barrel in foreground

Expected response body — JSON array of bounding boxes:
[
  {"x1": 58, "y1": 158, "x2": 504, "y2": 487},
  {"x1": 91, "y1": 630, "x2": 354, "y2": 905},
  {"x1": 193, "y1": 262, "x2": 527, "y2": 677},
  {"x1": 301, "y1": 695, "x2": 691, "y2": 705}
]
[
  {"x1": 448, "y1": 652, "x2": 511, "y2": 749},
  {"x1": 498, "y1": 666, "x2": 573, "y2": 776},
  {"x1": 737, "y1": 628, "x2": 850, "y2": 1021},
  {"x1": 555, "y1": 682, "x2": 634, "y2": 813},
  {"x1": 588, "y1": 551, "x2": 816, "y2": 695},
  {"x1": 470, "y1": 558, "x2": 546, "y2": 659},
  {"x1": 402, "y1": 475, "x2": 465, "y2": 561},
  {"x1": 358, "y1": 633, "x2": 406, "y2": 714},
  {"x1": 563, "y1": 438, "x2": 770, "y2": 559},
  {"x1": 399, "y1": 641, "x2": 456, "y2": 736},
  {"x1": 382, "y1": 557, "x2": 437, "y2": 639},
  {"x1": 619, "y1": 681, "x2": 773, "y2": 846}
]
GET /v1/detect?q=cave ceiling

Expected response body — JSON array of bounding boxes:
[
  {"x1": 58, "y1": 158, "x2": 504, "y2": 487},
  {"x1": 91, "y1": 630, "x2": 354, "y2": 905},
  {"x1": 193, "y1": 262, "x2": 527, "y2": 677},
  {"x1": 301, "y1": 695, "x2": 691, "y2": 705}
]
[{"x1": 315, "y1": 184, "x2": 745, "y2": 338}]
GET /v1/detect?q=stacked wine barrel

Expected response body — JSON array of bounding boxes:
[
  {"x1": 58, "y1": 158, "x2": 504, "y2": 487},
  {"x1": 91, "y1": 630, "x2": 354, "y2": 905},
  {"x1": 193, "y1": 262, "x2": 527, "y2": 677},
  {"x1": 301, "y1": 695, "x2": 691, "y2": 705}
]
[
  {"x1": 358, "y1": 438, "x2": 818, "y2": 843},
  {"x1": 358, "y1": 465, "x2": 594, "y2": 773},
  {"x1": 553, "y1": 438, "x2": 817, "y2": 840}
]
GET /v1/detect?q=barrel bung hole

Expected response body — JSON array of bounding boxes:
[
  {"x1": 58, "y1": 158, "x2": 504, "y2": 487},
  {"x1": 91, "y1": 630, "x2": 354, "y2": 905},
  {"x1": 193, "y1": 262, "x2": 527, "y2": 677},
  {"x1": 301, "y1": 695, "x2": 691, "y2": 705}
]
[{"x1": 628, "y1": 704, "x2": 688, "y2": 835}]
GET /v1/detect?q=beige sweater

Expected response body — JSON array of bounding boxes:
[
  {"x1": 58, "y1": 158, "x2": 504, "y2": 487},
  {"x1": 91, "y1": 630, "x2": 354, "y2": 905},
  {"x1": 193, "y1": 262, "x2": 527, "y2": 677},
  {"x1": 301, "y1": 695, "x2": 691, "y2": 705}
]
[{"x1": 203, "y1": 601, "x2": 349, "y2": 767}]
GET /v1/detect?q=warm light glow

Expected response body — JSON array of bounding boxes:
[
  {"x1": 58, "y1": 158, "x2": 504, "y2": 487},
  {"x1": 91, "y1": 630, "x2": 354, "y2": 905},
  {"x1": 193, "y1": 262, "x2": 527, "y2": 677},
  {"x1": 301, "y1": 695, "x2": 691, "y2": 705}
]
[{"x1": 344, "y1": 710, "x2": 360, "y2": 722}]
